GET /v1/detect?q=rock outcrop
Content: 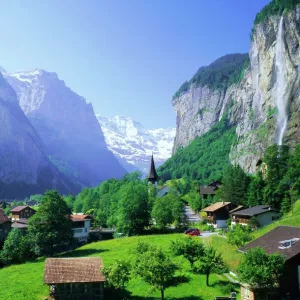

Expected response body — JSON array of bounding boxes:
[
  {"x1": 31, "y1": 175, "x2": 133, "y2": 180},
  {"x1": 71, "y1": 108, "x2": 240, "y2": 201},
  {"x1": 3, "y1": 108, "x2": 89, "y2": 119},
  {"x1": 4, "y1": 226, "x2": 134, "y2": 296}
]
[
  {"x1": 0, "y1": 72, "x2": 77, "y2": 198},
  {"x1": 172, "y1": 7, "x2": 300, "y2": 173},
  {"x1": 5, "y1": 70, "x2": 126, "y2": 187}
]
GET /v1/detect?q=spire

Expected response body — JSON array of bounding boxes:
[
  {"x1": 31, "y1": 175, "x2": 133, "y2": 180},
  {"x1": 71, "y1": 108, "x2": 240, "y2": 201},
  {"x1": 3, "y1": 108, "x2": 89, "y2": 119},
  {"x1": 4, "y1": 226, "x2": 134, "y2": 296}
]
[{"x1": 147, "y1": 154, "x2": 158, "y2": 184}]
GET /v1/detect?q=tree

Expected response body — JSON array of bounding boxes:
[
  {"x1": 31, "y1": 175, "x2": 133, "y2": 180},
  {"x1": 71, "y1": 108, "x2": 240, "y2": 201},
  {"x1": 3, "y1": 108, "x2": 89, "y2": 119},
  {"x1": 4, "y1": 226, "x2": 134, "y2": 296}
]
[
  {"x1": 117, "y1": 182, "x2": 150, "y2": 235},
  {"x1": 171, "y1": 237, "x2": 204, "y2": 267},
  {"x1": 151, "y1": 196, "x2": 174, "y2": 229},
  {"x1": 0, "y1": 229, "x2": 34, "y2": 265},
  {"x1": 237, "y1": 247, "x2": 285, "y2": 297},
  {"x1": 102, "y1": 260, "x2": 131, "y2": 291},
  {"x1": 247, "y1": 172, "x2": 265, "y2": 207},
  {"x1": 227, "y1": 224, "x2": 253, "y2": 248},
  {"x1": 221, "y1": 164, "x2": 250, "y2": 205},
  {"x1": 193, "y1": 245, "x2": 228, "y2": 286},
  {"x1": 27, "y1": 190, "x2": 73, "y2": 256},
  {"x1": 132, "y1": 242, "x2": 179, "y2": 300}
]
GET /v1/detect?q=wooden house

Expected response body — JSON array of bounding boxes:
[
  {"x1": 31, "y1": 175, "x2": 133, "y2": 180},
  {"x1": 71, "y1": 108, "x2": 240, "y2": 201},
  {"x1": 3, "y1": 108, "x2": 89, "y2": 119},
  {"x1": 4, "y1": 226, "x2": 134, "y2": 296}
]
[
  {"x1": 199, "y1": 181, "x2": 221, "y2": 199},
  {"x1": 44, "y1": 257, "x2": 106, "y2": 300},
  {"x1": 231, "y1": 205, "x2": 279, "y2": 227},
  {"x1": 0, "y1": 208, "x2": 11, "y2": 245},
  {"x1": 10, "y1": 206, "x2": 36, "y2": 221},
  {"x1": 240, "y1": 226, "x2": 300, "y2": 299},
  {"x1": 202, "y1": 202, "x2": 236, "y2": 228},
  {"x1": 71, "y1": 214, "x2": 93, "y2": 243}
]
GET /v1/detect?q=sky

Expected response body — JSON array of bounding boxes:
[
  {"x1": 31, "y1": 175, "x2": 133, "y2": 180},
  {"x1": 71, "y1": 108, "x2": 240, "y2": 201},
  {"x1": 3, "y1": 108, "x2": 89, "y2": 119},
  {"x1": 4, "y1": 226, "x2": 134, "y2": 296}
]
[{"x1": 0, "y1": 0, "x2": 270, "y2": 129}]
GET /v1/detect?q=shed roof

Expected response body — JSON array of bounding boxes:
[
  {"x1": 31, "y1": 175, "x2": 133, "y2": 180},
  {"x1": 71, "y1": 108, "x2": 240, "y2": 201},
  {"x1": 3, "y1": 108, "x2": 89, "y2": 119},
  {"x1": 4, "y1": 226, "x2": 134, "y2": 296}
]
[
  {"x1": 240, "y1": 226, "x2": 300, "y2": 261},
  {"x1": 10, "y1": 206, "x2": 30, "y2": 213},
  {"x1": 44, "y1": 257, "x2": 106, "y2": 284},
  {"x1": 202, "y1": 202, "x2": 231, "y2": 212},
  {"x1": 231, "y1": 205, "x2": 278, "y2": 217}
]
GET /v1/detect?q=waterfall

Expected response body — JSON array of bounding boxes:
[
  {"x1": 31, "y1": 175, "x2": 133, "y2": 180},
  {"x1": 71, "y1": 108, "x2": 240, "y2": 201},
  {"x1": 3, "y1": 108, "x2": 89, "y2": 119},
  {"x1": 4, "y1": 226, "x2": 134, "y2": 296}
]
[{"x1": 275, "y1": 16, "x2": 288, "y2": 146}]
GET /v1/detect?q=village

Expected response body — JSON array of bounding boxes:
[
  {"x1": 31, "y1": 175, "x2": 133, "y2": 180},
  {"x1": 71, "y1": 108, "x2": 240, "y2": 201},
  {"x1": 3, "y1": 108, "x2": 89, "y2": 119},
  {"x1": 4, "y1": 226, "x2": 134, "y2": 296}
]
[{"x1": 0, "y1": 150, "x2": 300, "y2": 300}]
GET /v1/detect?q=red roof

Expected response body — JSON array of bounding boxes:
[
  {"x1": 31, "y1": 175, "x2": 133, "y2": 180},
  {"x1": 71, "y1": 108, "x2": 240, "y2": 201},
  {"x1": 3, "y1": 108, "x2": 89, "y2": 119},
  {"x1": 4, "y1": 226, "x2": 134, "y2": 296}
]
[{"x1": 71, "y1": 214, "x2": 93, "y2": 222}]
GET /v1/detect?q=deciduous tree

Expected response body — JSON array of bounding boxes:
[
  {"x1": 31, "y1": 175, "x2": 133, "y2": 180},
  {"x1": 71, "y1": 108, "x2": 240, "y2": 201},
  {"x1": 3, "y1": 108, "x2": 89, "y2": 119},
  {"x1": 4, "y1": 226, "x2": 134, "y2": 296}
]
[{"x1": 27, "y1": 190, "x2": 73, "y2": 256}]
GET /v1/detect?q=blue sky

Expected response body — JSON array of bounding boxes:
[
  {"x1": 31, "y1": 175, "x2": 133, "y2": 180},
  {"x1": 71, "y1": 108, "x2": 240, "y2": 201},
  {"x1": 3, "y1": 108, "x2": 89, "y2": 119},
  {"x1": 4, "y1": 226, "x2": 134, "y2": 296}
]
[{"x1": 0, "y1": 0, "x2": 270, "y2": 129}]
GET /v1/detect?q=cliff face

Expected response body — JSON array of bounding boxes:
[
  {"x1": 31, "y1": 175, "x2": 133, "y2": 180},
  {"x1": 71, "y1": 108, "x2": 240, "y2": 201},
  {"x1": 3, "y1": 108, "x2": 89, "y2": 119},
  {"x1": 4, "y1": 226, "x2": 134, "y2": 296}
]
[
  {"x1": 0, "y1": 72, "x2": 77, "y2": 198},
  {"x1": 5, "y1": 70, "x2": 126, "y2": 187},
  {"x1": 172, "y1": 7, "x2": 300, "y2": 173}
]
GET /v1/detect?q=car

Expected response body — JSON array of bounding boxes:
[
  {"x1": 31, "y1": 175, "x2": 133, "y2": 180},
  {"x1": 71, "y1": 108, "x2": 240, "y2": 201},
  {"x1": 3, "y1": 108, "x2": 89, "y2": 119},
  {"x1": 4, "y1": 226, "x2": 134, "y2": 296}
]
[{"x1": 185, "y1": 228, "x2": 200, "y2": 236}]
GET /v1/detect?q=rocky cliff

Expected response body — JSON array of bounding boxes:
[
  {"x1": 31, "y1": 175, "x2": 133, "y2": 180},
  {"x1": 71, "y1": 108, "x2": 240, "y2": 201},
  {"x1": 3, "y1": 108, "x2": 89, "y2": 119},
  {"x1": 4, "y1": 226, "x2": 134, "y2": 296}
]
[
  {"x1": 0, "y1": 72, "x2": 77, "y2": 198},
  {"x1": 5, "y1": 70, "x2": 126, "y2": 187},
  {"x1": 172, "y1": 6, "x2": 300, "y2": 173}
]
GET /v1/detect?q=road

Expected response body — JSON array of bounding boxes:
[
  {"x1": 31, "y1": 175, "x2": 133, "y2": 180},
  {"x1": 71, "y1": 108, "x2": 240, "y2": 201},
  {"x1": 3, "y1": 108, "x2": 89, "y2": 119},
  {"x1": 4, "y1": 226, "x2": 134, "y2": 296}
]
[{"x1": 185, "y1": 205, "x2": 201, "y2": 223}]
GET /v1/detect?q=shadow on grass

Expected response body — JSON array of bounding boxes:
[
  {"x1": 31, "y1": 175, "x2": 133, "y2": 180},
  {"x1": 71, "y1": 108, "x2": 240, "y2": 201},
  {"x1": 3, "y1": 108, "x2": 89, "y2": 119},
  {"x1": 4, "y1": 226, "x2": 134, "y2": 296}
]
[
  {"x1": 59, "y1": 248, "x2": 109, "y2": 258},
  {"x1": 105, "y1": 288, "x2": 203, "y2": 300}
]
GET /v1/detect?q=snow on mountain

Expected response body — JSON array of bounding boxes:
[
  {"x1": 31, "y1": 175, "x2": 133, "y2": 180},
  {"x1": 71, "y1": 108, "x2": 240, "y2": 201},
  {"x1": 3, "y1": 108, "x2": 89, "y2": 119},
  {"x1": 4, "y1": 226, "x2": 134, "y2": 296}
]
[
  {"x1": 97, "y1": 115, "x2": 175, "y2": 173},
  {"x1": 5, "y1": 69, "x2": 126, "y2": 187}
]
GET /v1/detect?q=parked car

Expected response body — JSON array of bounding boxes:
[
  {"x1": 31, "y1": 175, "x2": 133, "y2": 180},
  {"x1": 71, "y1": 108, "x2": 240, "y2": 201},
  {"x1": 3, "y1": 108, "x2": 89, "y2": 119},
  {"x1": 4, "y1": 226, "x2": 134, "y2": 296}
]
[{"x1": 185, "y1": 228, "x2": 200, "y2": 236}]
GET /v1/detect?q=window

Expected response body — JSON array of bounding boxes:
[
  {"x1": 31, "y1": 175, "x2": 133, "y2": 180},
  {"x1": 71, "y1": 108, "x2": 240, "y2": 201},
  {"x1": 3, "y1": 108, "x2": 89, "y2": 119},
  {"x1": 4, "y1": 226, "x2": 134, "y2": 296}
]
[{"x1": 279, "y1": 238, "x2": 299, "y2": 249}]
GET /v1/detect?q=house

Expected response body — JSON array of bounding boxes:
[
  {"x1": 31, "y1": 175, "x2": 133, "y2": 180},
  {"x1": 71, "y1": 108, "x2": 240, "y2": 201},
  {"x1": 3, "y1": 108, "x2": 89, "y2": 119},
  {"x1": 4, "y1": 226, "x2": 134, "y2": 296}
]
[
  {"x1": 10, "y1": 206, "x2": 36, "y2": 221},
  {"x1": 200, "y1": 181, "x2": 221, "y2": 199},
  {"x1": 11, "y1": 218, "x2": 28, "y2": 230},
  {"x1": 156, "y1": 185, "x2": 180, "y2": 198},
  {"x1": 231, "y1": 205, "x2": 279, "y2": 227},
  {"x1": 240, "y1": 226, "x2": 300, "y2": 299},
  {"x1": 44, "y1": 257, "x2": 106, "y2": 300},
  {"x1": 0, "y1": 208, "x2": 11, "y2": 244},
  {"x1": 202, "y1": 202, "x2": 236, "y2": 228},
  {"x1": 71, "y1": 214, "x2": 93, "y2": 243}
]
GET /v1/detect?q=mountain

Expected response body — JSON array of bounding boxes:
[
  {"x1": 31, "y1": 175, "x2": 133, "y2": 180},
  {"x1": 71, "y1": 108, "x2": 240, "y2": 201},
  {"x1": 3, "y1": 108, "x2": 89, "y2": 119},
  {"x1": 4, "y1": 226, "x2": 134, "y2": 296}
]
[
  {"x1": 5, "y1": 69, "x2": 126, "y2": 187},
  {"x1": 97, "y1": 116, "x2": 175, "y2": 173},
  {"x1": 161, "y1": 1, "x2": 300, "y2": 180},
  {"x1": 0, "y1": 72, "x2": 78, "y2": 198}
]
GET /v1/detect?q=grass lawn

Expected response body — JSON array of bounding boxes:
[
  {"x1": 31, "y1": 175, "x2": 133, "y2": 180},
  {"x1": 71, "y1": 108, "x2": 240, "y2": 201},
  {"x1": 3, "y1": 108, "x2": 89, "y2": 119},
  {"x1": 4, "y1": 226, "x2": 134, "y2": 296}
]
[{"x1": 0, "y1": 234, "x2": 240, "y2": 300}]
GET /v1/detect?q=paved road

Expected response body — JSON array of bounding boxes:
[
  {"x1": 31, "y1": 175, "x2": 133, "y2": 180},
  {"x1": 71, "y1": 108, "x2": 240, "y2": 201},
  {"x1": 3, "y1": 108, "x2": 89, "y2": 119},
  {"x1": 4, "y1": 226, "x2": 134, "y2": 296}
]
[{"x1": 185, "y1": 205, "x2": 201, "y2": 223}]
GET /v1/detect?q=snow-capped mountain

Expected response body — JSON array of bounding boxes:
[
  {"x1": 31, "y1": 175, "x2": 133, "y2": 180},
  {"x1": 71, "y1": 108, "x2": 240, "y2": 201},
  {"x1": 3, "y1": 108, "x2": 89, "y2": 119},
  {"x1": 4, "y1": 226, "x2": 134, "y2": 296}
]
[
  {"x1": 97, "y1": 115, "x2": 175, "y2": 173},
  {"x1": 5, "y1": 69, "x2": 126, "y2": 187}
]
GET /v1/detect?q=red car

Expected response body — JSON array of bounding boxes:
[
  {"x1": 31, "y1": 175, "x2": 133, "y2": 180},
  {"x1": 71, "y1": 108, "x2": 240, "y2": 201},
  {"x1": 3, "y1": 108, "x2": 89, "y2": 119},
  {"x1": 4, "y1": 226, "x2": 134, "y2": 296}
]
[{"x1": 185, "y1": 228, "x2": 200, "y2": 236}]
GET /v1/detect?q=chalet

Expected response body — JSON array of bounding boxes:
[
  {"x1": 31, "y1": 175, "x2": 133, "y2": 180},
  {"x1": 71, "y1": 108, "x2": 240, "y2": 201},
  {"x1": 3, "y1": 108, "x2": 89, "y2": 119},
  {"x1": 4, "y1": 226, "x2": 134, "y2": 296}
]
[
  {"x1": 200, "y1": 181, "x2": 221, "y2": 199},
  {"x1": 240, "y1": 226, "x2": 300, "y2": 299},
  {"x1": 10, "y1": 206, "x2": 36, "y2": 221},
  {"x1": 0, "y1": 208, "x2": 11, "y2": 244},
  {"x1": 44, "y1": 257, "x2": 106, "y2": 300},
  {"x1": 202, "y1": 202, "x2": 236, "y2": 228},
  {"x1": 231, "y1": 205, "x2": 279, "y2": 227},
  {"x1": 71, "y1": 214, "x2": 93, "y2": 243}
]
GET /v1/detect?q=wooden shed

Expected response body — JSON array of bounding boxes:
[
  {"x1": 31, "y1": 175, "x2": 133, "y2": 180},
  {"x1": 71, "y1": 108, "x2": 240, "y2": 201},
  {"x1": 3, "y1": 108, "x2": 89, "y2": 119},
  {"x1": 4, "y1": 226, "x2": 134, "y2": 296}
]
[{"x1": 44, "y1": 257, "x2": 106, "y2": 300}]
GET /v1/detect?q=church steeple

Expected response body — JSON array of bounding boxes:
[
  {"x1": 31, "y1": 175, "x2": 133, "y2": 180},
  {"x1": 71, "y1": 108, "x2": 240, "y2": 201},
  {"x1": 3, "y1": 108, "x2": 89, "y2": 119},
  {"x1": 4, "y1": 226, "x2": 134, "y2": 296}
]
[{"x1": 147, "y1": 154, "x2": 158, "y2": 184}]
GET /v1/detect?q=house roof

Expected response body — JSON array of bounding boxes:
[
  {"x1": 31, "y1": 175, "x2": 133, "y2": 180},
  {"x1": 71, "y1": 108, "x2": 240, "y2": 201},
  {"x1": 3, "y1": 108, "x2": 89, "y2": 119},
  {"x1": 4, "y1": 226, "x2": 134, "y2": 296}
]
[
  {"x1": 207, "y1": 181, "x2": 222, "y2": 187},
  {"x1": 202, "y1": 202, "x2": 231, "y2": 212},
  {"x1": 0, "y1": 208, "x2": 11, "y2": 225},
  {"x1": 44, "y1": 257, "x2": 106, "y2": 284},
  {"x1": 229, "y1": 205, "x2": 244, "y2": 214},
  {"x1": 240, "y1": 226, "x2": 300, "y2": 261},
  {"x1": 71, "y1": 214, "x2": 93, "y2": 222},
  {"x1": 12, "y1": 222, "x2": 27, "y2": 229},
  {"x1": 10, "y1": 206, "x2": 30, "y2": 213},
  {"x1": 200, "y1": 186, "x2": 218, "y2": 195},
  {"x1": 156, "y1": 185, "x2": 180, "y2": 198},
  {"x1": 231, "y1": 205, "x2": 277, "y2": 217}
]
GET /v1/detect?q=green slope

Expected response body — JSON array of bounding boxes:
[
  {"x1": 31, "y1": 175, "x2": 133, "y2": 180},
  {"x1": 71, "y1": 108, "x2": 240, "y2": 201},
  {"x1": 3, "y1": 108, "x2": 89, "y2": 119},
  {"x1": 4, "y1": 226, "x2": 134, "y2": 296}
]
[{"x1": 0, "y1": 234, "x2": 240, "y2": 300}]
